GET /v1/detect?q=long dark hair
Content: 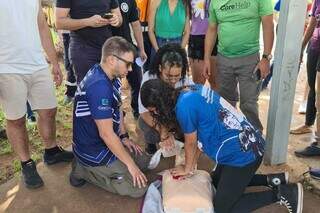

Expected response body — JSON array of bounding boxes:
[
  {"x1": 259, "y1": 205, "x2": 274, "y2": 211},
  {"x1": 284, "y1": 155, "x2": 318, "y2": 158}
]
[
  {"x1": 149, "y1": 43, "x2": 189, "y2": 80},
  {"x1": 140, "y1": 79, "x2": 181, "y2": 132}
]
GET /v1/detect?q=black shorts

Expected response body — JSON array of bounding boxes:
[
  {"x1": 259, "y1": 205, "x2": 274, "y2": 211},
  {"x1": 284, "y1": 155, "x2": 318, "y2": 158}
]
[{"x1": 188, "y1": 34, "x2": 218, "y2": 60}]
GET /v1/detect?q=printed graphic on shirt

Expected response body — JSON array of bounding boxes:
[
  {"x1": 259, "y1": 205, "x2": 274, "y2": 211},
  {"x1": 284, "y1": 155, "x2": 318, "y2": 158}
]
[
  {"x1": 219, "y1": 1, "x2": 251, "y2": 11},
  {"x1": 218, "y1": 98, "x2": 264, "y2": 157},
  {"x1": 191, "y1": 0, "x2": 207, "y2": 19},
  {"x1": 199, "y1": 85, "x2": 264, "y2": 157}
]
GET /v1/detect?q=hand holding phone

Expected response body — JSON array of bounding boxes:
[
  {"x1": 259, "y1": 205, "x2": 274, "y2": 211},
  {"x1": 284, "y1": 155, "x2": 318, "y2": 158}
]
[{"x1": 102, "y1": 13, "x2": 114, "y2": 19}]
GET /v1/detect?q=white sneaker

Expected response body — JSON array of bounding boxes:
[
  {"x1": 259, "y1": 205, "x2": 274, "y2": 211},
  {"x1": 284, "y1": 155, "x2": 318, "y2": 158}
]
[{"x1": 298, "y1": 101, "x2": 307, "y2": 114}]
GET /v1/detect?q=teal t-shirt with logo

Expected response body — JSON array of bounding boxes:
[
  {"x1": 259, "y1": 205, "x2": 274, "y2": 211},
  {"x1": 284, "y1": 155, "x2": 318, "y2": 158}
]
[{"x1": 209, "y1": 0, "x2": 273, "y2": 57}]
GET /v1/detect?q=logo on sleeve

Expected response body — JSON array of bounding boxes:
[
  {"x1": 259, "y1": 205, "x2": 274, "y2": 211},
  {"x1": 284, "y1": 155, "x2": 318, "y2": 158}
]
[
  {"x1": 121, "y1": 3, "x2": 129, "y2": 13},
  {"x1": 101, "y1": 98, "x2": 110, "y2": 106}
]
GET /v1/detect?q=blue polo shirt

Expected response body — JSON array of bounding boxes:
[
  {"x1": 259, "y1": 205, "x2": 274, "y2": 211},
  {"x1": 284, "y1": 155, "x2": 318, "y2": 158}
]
[
  {"x1": 176, "y1": 85, "x2": 265, "y2": 167},
  {"x1": 73, "y1": 64, "x2": 121, "y2": 166}
]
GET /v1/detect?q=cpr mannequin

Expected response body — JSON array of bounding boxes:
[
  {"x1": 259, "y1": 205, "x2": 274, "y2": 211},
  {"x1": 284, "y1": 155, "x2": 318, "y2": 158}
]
[{"x1": 162, "y1": 149, "x2": 214, "y2": 213}]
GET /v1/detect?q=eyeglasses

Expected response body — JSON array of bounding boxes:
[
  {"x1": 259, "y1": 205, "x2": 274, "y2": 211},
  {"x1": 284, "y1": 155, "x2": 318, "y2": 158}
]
[{"x1": 113, "y1": 54, "x2": 133, "y2": 69}]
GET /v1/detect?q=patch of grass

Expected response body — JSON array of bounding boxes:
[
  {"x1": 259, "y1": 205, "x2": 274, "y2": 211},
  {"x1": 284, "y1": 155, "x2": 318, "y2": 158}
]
[{"x1": 0, "y1": 140, "x2": 12, "y2": 155}]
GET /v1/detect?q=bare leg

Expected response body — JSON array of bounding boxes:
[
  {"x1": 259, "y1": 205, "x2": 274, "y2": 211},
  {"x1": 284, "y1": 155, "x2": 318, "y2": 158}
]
[
  {"x1": 36, "y1": 108, "x2": 57, "y2": 149},
  {"x1": 6, "y1": 116, "x2": 30, "y2": 161}
]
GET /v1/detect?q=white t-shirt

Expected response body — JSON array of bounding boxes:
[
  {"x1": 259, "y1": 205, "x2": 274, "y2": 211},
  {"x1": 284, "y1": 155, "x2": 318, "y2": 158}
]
[
  {"x1": 0, "y1": 0, "x2": 48, "y2": 74},
  {"x1": 138, "y1": 71, "x2": 194, "y2": 114}
]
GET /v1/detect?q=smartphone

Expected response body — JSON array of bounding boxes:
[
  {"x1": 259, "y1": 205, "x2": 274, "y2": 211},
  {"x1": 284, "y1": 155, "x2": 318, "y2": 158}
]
[
  {"x1": 254, "y1": 69, "x2": 261, "y2": 81},
  {"x1": 102, "y1": 13, "x2": 113, "y2": 19}
]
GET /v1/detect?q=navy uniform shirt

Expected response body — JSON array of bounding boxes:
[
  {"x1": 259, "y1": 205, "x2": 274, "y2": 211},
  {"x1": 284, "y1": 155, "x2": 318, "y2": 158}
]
[
  {"x1": 56, "y1": 0, "x2": 119, "y2": 48},
  {"x1": 73, "y1": 64, "x2": 121, "y2": 166},
  {"x1": 112, "y1": 0, "x2": 139, "y2": 43}
]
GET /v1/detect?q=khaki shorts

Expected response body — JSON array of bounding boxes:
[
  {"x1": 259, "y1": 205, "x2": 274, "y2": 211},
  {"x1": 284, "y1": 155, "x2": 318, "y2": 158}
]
[{"x1": 0, "y1": 69, "x2": 57, "y2": 120}]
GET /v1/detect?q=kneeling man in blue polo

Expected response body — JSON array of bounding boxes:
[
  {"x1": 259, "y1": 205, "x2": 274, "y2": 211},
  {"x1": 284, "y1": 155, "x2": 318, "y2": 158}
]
[{"x1": 70, "y1": 36, "x2": 150, "y2": 198}]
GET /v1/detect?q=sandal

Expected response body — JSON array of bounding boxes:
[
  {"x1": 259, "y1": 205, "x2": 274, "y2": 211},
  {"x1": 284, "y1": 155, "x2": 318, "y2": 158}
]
[{"x1": 290, "y1": 125, "x2": 313, "y2": 135}]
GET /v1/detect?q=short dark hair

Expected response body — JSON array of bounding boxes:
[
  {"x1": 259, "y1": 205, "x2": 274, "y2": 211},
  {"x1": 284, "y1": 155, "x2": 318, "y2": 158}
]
[
  {"x1": 149, "y1": 43, "x2": 188, "y2": 79},
  {"x1": 101, "y1": 36, "x2": 137, "y2": 62}
]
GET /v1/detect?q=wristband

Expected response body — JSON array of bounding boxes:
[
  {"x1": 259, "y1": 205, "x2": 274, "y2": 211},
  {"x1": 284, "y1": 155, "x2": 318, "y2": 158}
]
[{"x1": 119, "y1": 132, "x2": 129, "y2": 140}]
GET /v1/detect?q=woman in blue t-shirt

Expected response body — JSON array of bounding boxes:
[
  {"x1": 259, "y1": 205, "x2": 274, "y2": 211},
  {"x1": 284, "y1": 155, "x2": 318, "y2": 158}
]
[{"x1": 140, "y1": 79, "x2": 303, "y2": 213}]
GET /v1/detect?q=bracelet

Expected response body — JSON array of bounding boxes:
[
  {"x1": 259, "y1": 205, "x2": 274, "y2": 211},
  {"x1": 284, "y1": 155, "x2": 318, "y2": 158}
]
[{"x1": 119, "y1": 132, "x2": 129, "y2": 140}]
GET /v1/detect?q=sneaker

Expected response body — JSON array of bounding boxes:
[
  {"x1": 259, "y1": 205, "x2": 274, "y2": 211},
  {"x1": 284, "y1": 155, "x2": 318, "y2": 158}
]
[
  {"x1": 309, "y1": 168, "x2": 320, "y2": 180},
  {"x1": 43, "y1": 146, "x2": 74, "y2": 165},
  {"x1": 21, "y1": 160, "x2": 44, "y2": 189},
  {"x1": 63, "y1": 95, "x2": 74, "y2": 105},
  {"x1": 145, "y1": 143, "x2": 157, "y2": 155},
  {"x1": 294, "y1": 145, "x2": 320, "y2": 157},
  {"x1": 69, "y1": 159, "x2": 86, "y2": 187},
  {"x1": 298, "y1": 101, "x2": 307, "y2": 114},
  {"x1": 278, "y1": 183, "x2": 303, "y2": 213},
  {"x1": 267, "y1": 172, "x2": 289, "y2": 187},
  {"x1": 290, "y1": 125, "x2": 312, "y2": 135}
]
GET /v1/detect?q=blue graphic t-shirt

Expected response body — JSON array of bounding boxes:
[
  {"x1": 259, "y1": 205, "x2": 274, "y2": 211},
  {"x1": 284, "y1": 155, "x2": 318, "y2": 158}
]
[
  {"x1": 176, "y1": 84, "x2": 265, "y2": 167},
  {"x1": 73, "y1": 64, "x2": 121, "y2": 167}
]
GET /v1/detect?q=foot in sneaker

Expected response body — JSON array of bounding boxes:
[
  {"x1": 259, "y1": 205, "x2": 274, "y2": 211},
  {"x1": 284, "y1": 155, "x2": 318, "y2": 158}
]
[
  {"x1": 21, "y1": 160, "x2": 44, "y2": 189},
  {"x1": 309, "y1": 168, "x2": 320, "y2": 180},
  {"x1": 278, "y1": 183, "x2": 303, "y2": 213},
  {"x1": 294, "y1": 144, "x2": 320, "y2": 157},
  {"x1": 267, "y1": 172, "x2": 289, "y2": 187},
  {"x1": 69, "y1": 159, "x2": 86, "y2": 187},
  {"x1": 43, "y1": 146, "x2": 74, "y2": 165}
]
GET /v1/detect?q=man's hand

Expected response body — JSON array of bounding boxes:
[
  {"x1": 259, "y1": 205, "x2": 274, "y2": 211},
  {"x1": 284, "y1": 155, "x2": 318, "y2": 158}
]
[
  {"x1": 123, "y1": 138, "x2": 143, "y2": 156},
  {"x1": 139, "y1": 50, "x2": 148, "y2": 63},
  {"x1": 85, "y1": 15, "x2": 109, "y2": 28},
  {"x1": 170, "y1": 165, "x2": 193, "y2": 180},
  {"x1": 255, "y1": 58, "x2": 270, "y2": 79},
  {"x1": 203, "y1": 58, "x2": 211, "y2": 79},
  {"x1": 109, "y1": 14, "x2": 120, "y2": 27},
  {"x1": 159, "y1": 133, "x2": 175, "y2": 151},
  {"x1": 51, "y1": 64, "x2": 63, "y2": 86},
  {"x1": 127, "y1": 163, "x2": 148, "y2": 188}
]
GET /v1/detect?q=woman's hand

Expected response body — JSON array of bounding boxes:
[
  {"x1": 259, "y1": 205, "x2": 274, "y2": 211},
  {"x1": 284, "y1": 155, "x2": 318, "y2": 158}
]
[
  {"x1": 170, "y1": 165, "x2": 194, "y2": 180},
  {"x1": 159, "y1": 133, "x2": 175, "y2": 151}
]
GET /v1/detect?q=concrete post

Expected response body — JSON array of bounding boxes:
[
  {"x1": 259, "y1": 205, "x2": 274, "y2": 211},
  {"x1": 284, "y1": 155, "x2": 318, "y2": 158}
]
[{"x1": 264, "y1": 0, "x2": 308, "y2": 165}]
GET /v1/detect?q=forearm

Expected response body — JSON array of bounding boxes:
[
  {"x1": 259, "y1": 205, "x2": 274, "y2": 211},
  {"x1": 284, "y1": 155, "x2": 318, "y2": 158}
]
[
  {"x1": 204, "y1": 24, "x2": 217, "y2": 60},
  {"x1": 181, "y1": 19, "x2": 190, "y2": 48},
  {"x1": 119, "y1": 111, "x2": 127, "y2": 135},
  {"x1": 56, "y1": 17, "x2": 89, "y2": 31},
  {"x1": 131, "y1": 21, "x2": 145, "y2": 52},
  {"x1": 148, "y1": 30, "x2": 158, "y2": 50},
  {"x1": 184, "y1": 139, "x2": 198, "y2": 172},
  {"x1": 102, "y1": 133, "x2": 135, "y2": 166},
  {"x1": 302, "y1": 18, "x2": 317, "y2": 50},
  {"x1": 262, "y1": 15, "x2": 274, "y2": 55},
  {"x1": 39, "y1": 22, "x2": 59, "y2": 66}
]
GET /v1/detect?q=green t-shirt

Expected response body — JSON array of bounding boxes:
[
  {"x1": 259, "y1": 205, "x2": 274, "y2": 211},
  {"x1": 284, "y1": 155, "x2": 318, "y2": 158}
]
[{"x1": 209, "y1": 0, "x2": 273, "y2": 57}]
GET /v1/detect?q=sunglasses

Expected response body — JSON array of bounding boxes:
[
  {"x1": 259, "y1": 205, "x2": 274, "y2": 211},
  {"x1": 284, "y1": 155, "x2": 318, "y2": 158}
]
[{"x1": 113, "y1": 54, "x2": 133, "y2": 69}]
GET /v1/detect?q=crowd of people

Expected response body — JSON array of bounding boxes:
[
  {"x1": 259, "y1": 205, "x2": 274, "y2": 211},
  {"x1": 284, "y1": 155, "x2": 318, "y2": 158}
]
[{"x1": 0, "y1": 0, "x2": 319, "y2": 212}]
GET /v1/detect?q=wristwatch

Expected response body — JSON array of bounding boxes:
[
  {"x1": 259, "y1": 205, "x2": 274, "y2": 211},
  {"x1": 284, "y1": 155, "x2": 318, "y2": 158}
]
[
  {"x1": 262, "y1": 53, "x2": 272, "y2": 61},
  {"x1": 119, "y1": 132, "x2": 129, "y2": 140}
]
